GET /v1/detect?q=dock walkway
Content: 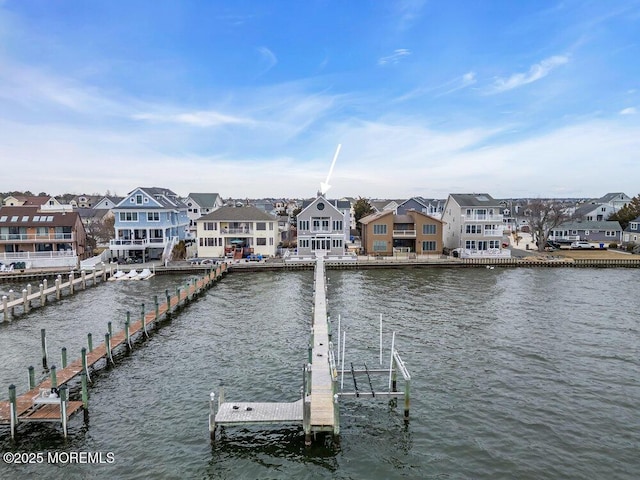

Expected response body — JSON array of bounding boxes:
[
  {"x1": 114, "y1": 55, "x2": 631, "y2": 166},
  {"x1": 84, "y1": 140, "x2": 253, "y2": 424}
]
[{"x1": 210, "y1": 256, "x2": 338, "y2": 442}]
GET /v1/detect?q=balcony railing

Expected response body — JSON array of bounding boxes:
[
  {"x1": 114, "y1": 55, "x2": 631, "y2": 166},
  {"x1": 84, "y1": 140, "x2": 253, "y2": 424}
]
[
  {"x1": 222, "y1": 228, "x2": 254, "y2": 235},
  {"x1": 483, "y1": 229, "x2": 504, "y2": 237},
  {"x1": 393, "y1": 230, "x2": 416, "y2": 238},
  {"x1": 109, "y1": 238, "x2": 167, "y2": 249},
  {"x1": 462, "y1": 215, "x2": 504, "y2": 222},
  {"x1": 0, "y1": 233, "x2": 75, "y2": 242}
]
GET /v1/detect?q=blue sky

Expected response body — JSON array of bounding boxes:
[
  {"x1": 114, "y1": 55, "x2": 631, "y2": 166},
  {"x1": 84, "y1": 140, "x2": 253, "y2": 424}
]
[{"x1": 1, "y1": 0, "x2": 639, "y2": 200}]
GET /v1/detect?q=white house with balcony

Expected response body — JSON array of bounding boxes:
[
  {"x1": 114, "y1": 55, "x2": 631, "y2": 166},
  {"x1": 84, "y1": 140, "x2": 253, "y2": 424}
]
[
  {"x1": 183, "y1": 192, "x2": 224, "y2": 239},
  {"x1": 195, "y1": 205, "x2": 278, "y2": 258},
  {"x1": 296, "y1": 195, "x2": 350, "y2": 256},
  {"x1": 441, "y1": 193, "x2": 510, "y2": 258},
  {"x1": 109, "y1": 187, "x2": 189, "y2": 262}
]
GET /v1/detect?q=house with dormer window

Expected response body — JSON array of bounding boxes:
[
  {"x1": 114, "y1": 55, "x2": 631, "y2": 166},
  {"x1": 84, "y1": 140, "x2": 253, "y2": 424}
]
[
  {"x1": 184, "y1": 193, "x2": 224, "y2": 239},
  {"x1": 109, "y1": 187, "x2": 189, "y2": 262},
  {"x1": 296, "y1": 195, "x2": 350, "y2": 256},
  {"x1": 441, "y1": 193, "x2": 509, "y2": 257}
]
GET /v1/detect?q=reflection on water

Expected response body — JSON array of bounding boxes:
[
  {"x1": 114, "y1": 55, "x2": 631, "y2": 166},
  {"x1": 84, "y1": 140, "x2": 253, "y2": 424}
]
[{"x1": 0, "y1": 267, "x2": 638, "y2": 479}]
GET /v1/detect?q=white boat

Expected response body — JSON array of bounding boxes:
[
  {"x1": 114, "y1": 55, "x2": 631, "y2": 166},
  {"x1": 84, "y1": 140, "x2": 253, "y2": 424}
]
[
  {"x1": 138, "y1": 268, "x2": 154, "y2": 280},
  {"x1": 109, "y1": 270, "x2": 127, "y2": 281},
  {"x1": 124, "y1": 269, "x2": 140, "y2": 280}
]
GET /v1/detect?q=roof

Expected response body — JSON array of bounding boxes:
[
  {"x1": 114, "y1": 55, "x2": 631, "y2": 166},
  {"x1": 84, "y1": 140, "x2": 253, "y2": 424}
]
[
  {"x1": 198, "y1": 205, "x2": 277, "y2": 222},
  {"x1": 77, "y1": 208, "x2": 110, "y2": 221},
  {"x1": 301, "y1": 198, "x2": 351, "y2": 209},
  {"x1": 0, "y1": 206, "x2": 81, "y2": 227},
  {"x1": 359, "y1": 210, "x2": 394, "y2": 224},
  {"x1": 187, "y1": 193, "x2": 221, "y2": 208},
  {"x1": 595, "y1": 192, "x2": 629, "y2": 203},
  {"x1": 555, "y1": 220, "x2": 622, "y2": 231},
  {"x1": 573, "y1": 203, "x2": 607, "y2": 216},
  {"x1": 448, "y1": 193, "x2": 499, "y2": 207},
  {"x1": 118, "y1": 187, "x2": 187, "y2": 209},
  {"x1": 5, "y1": 195, "x2": 54, "y2": 206}
]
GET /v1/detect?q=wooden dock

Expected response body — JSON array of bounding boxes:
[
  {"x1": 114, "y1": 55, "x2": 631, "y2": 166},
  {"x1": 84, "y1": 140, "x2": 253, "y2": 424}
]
[
  {"x1": 0, "y1": 263, "x2": 228, "y2": 438},
  {"x1": 210, "y1": 255, "x2": 339, "y2": 443},
  {"x1": 1, "y1": 267, "x2": 110, "y2": 321}
]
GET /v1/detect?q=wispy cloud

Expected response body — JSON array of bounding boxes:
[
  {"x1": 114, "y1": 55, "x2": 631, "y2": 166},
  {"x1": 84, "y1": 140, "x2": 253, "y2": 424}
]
[
  {"x1": 488, "y1": 55, "x2": 569, "y2": 94},
  {"x1": 393, "y1": 0, "x2": 427, "y2": 31},
  {"x1": 132, "y1": 110, "x2": 254, "y2": 127},
  {"x1": 378, "y1": 49, "x2": 411, "y2": 66},
  {"x1": 395, "y1": 71, "x2": 476, "y2": 102},
  {"x1": 257, "y1": 46, "x2": 277, "y2": 75},
  {"x1": 619, "y1": 107, "x2": 637, "y2": 115}
]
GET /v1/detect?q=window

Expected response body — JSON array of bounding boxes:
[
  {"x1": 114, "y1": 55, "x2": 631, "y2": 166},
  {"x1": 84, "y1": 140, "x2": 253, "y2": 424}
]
[
  {"x1": 256, "y1": 238, "x2": 267, "y2": 245},
  {"x1": 630, "y1": 223, "x2": 638, "y2": 231},
  {"x1": 135, "y1": 194, "x2": 143, "y2": 204},
  {"x1": 119, "y1": 212, "x2": 138, "y2": 222},
  {"x1": 605, "y1": 231, "x2": 616, "y2": 237},
  {"x1": 422, "y1": 241, "x2": 436, "y2": 251},
  {"x1": 373, "y1": 224, "x2": 387, "y2": 234},
  {"x1": 269, "y1": 238, "x2": 274, "y2": 245},
  {"x1": 373, "y1": 240, "x2": 387, "y2": 251},
  {"x1": 422, "y1": 224, "x2": 436, "y2": 235},
  {"x1": 0, "y1": 216, "x2": 6, "y2": 222},
  {"x1": 21, "y1": 216, "x2": 29, "y2": 222},
  {"x1": 204, "y1": 222, "x2": 217, "y2": 231},
  {"x1": 311, "y1": 217, "x2": 330, "y2": 231},
  {"x1": 269, "y1": 223, "x2": 273, "y2": 230},
  {"x1": 465, "y1": 240, "x2": 476, "y2": 249},
  {"x1": 333, "y1": 220, "x2": 343, "y2": 231},
  {"x1": 299, "y1": 220, "x2": 309, "y2": 231},
  {"x1": 465, "y1": 224, "x2": 481, "y2": 234},
  {"x1": 584, "y1": 230, "x2": 590, "y2": 235},
  {"x1": 299, "y1": 238, "x2": 309, "y2": 248},
  {"x1": 256, "y1": 222, "x2": 266, "y2": 230},
  {"x1": 147, "y1": 212, "x2": 160, "y2": 221},
  {"x1": 33, "y1": 216, "x2": 40, "y2": 221},
  {"x1": 332, "y1": 238, "x2": 343, "y2": 248},
  {"x1": 489, "y1": 240, "x2": 500, "y2": 248}
]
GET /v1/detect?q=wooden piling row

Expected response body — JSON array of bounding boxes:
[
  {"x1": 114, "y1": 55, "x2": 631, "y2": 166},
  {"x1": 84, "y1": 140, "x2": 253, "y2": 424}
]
[
  {"x1": 0, "y1": 268, "x2": 110, "y2": 322},
  {"x1": 0, "y1": 263, "x2": 228, "y2": 439}
]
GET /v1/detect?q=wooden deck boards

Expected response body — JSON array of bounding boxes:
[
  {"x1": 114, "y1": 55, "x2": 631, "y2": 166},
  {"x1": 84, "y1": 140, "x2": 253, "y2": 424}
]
[{"x1": 215, "y1": 400, "x2": 303, "y2": 425}]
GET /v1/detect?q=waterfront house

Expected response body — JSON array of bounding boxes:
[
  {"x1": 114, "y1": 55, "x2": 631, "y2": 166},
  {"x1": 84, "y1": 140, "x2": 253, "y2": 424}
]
[
  {"x1": 396, "y1": 197, "x2": 445, "y2": 218},
  {"x1": 296, "y1": 195, "x2": 350, "y2": 256},
  {"x1": 3, "y1": 195, "x2": 64, "y2": 209},
  {"x1": 359, "y1": 209, "x2": 444, "y2": 256},
  {"x1": 620, "y1": 216, "x2": 640, "y2": 248},
  {"x1": 109, "y1": 187, "x2": 189, "y2": 262},
  {"x1": 0, "y1": 205, "x2": 88, "y2": 268},
  {"x1": 184, "y1": 193, "x2": 224, "y2": 239},
  {"x1": 195, "y1": 205, "x2": 278, "y2": 258},
  {"x1": 441, "y1": 193, "x2": 509, "y2": 257},
  {"x1": 549, "y1": 220, "x2": 622, "y2": 245}
]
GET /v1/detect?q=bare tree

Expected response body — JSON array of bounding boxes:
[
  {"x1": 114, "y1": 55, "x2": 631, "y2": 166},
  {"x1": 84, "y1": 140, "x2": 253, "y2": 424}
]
[{"x1": 525, "y1": 199, "x2": 569, "y2": 252}]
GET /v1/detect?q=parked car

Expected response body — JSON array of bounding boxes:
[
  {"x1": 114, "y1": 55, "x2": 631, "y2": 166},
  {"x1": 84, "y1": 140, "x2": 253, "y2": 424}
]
[{"x1": 570, "y1": 241, "x2": 595, "y2": 250}]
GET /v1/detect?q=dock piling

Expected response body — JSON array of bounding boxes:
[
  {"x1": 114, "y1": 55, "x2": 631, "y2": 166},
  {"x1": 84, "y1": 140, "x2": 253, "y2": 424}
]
[
  {"x1": 87, "y1": 333, "x2": 93, "y2": 352},
  {"x1": 81, "y1": 270, "x2": 87, "y2": 289},
  {"x1": 154, "y1": 295, "x2": 159, "y2": 320},
  {"x1": 69, "y1": 273, "x2": 74, "y2": 294},
  {"x1": 81, "y1": 372, "x2": 88, "y2": 408},
  {"x1": 55, "y1": 276, "x2": 61, "y2": 300},
  {"x1": 2, "y1": 296, "x2": 7, "y2": 322},
  {"x1": 81, "y1": 347, "x2": 91, "y2": 382},
  {"x1": 28, "y1": 366, "x2": 35, "y2": 390},
  {"x1": 22, "y1": 289, "x2": 29, "y2": 313},
  {"x1": 105, "y1": 332, "x2": 114, "y2": 365},
  {"x1": 40, "y1": 283, "x2": 45, "y2": 306},
  {"x1": 61, "y1": 347, "x2": 68, "y2": 369},
  {"x1": 59, "y1": 385, "x2": 68, "y2": 437},
  {"x1": 9, "y1": 384, "x2": 17, "y2": 439},
  {"x1": 41, "y1": 328, "x2": 48, "y2": 369},
  {"x1": 141, "y1": 303, "x2": 148, "y2": 338},
  {"x1": 50, "y1": 365, "x2": 57, "y2": 389},
  {"x1": 209, "y1": 392, "x2": 216, "y2": 440},
  {"x1": 124, "y1": 317, "x2": 131, "y2": 349}
]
